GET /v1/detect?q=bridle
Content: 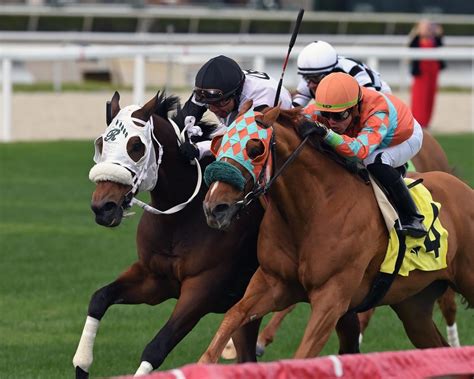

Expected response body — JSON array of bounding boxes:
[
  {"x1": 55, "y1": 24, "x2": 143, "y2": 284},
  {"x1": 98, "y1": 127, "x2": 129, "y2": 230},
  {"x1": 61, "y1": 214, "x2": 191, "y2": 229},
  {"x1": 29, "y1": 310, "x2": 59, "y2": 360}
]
[{"x1": 127, "y1": 116, "x2": 203, "y2": 215}]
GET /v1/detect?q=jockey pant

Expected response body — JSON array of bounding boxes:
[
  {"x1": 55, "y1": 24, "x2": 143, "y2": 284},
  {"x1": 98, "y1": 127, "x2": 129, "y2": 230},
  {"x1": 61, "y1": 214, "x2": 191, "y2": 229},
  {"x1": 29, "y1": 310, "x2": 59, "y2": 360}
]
[{"x1": 363, "y1": 120, "x2": 423, "y2": 168}]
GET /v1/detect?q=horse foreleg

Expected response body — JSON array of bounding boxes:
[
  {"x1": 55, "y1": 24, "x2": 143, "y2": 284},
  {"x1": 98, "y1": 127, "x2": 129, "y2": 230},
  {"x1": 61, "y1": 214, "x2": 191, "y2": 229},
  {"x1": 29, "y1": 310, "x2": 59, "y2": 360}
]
[
  {"x1": 437, "y1": 287, "x2": 460, "y2": 347},
  {"x1": 256, "y1": 304, "x2": 297, "y2": 356},
  {"x1": 73, "y1": 262, "x2": 166, "y2": 378},
  {"x1": 294, "y1": 283, "x2": 351, "y2": 359},
  {"x1": 230, "y1": 318, "x2": 262, "y2": 363},
  {"x1": 391, "y1": 281, "x2": 449, "y2": 348},
  {"x1": 199, "y1": 268, "x2": 292, "y2": 364},
  {"x1": 135, "y1": 274, "x2": 238, "y2": 375},
  {"x1": 335, "y1": 311, "x2": 360, "y2": 354},
  {"x1": 357, "y1": 308, "x2": 376, "y2": 344}
]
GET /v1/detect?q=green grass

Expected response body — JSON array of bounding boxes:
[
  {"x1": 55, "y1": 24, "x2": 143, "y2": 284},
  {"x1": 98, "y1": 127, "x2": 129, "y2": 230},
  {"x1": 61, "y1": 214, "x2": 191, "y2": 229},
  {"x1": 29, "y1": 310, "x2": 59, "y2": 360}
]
[{"x1": 0, "y1": 135, "x2": 473, "y2": 378}]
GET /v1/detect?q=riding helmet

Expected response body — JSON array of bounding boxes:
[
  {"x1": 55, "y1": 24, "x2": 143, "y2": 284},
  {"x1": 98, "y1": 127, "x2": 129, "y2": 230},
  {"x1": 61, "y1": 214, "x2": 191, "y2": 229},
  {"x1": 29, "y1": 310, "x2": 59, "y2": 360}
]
[
  {"x1": 297, "y1": 41, "x2": 338, "y2": 75},
  {"x1": 194, "y1": 55, "x2": 245, "y2": 101},
  {"x1": 314, "y1": 72, "x2": 362, "y2": 112}
]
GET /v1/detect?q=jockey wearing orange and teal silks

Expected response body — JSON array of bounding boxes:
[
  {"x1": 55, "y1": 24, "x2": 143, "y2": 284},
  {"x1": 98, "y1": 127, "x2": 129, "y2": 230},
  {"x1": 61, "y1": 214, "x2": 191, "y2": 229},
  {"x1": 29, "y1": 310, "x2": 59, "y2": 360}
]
[{"x1": 303, "y1": 72, "x2": 427, "y2": 238}]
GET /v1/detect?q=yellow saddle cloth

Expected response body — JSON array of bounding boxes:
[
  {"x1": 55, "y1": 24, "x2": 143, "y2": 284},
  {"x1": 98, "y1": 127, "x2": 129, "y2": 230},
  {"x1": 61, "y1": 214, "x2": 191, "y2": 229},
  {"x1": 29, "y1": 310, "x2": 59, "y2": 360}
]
[{"x1": 377, "y1": 178, "x2": 449, "y2": 277}]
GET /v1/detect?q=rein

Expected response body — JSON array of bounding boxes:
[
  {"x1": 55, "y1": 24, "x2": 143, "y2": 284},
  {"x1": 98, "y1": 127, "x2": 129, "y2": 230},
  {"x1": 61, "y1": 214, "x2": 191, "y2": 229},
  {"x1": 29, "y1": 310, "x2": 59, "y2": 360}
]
[
  {"x1": 128, "y1": 117, "x2": 203, "y2": 215},
  {"x1": 236, "y1": 121, "x2": 310, "y2": 208}
]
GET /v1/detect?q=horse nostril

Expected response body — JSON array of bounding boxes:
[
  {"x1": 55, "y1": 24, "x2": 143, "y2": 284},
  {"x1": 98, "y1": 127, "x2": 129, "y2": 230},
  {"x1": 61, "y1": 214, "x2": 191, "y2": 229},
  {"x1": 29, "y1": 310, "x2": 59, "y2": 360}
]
[
  {"x1": 91, "y1": 201, "x2": 117, "y2": 215},
  {"x1": 213, "y1": 203, "x2": 230, "y2": 217},
  {"x1": 102, "y1": 202, "x2": 117, "y2": 212}
]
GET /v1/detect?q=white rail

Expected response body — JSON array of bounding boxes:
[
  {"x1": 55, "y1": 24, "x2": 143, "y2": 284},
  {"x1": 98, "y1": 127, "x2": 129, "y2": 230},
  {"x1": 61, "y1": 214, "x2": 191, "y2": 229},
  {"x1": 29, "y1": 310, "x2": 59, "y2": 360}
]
[{"x1": 1, "y1": 44, "x2": 473, "y2": 142}]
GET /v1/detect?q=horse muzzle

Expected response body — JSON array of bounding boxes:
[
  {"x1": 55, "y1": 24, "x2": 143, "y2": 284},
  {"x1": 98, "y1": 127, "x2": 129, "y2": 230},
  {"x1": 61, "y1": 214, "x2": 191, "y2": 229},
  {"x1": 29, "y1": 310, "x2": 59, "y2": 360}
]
[
  {"x1": 203, "y1": 201, "x2": 241, "y2": 230},
  {"x1": 91, "y1": 200, "x2": 124, "y2": 227},
  {"x1": 91, "y1": 201, "x2": 123, "y2": 228}
]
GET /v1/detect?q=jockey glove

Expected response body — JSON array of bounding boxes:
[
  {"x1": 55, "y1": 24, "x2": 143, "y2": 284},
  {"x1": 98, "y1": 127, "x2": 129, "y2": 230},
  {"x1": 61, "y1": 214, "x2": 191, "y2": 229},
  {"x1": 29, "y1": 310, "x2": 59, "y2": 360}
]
[
  {"x1": 313, "y1": 121, "x2": 329, "y2": 137},
  {"x1": 298, "y1": 119, "x2": 328, "y2": 139},
  {"x1": 179, "y1": 141, "x2": 200, "y2": 161}
]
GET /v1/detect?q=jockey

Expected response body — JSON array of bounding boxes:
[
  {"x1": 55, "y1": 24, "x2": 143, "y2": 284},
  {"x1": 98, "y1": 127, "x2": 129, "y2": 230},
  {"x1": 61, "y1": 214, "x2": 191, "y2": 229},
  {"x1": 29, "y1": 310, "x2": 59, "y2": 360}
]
[
  {"x1": 293, "y1": 40, "x2": 391, "y2": 107},
  {"x1": 180, "y1": 55, "x2": 292, "y2": 160},
  {"x1": 304, "y1": 72, "x2": 427, "y2": 238}
]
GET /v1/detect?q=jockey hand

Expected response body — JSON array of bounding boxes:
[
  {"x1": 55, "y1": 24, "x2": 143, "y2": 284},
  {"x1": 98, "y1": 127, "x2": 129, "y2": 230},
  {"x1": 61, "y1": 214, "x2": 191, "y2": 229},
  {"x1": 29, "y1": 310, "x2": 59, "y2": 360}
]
[
  {"x1": 313, "y1": 121, "x2": 329, "y2": 137},
  {"x1": 185, "y1": 116, "x2": 203, "y2": 139},
  {"x1": 179, "y1": 141, "x2": 200, "y2": 161},
  {"x1": 298, "y1": 119, "x2": 328, "y2": 139}
]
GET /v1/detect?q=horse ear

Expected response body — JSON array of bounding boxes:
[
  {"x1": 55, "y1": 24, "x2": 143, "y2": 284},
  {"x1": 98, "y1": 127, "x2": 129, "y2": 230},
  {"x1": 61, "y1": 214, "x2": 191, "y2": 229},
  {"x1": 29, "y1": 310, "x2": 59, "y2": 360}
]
[
  {"x1": 210, "y1": 135, "x2": 224, "y2": 157},
  {"x1": 132, "y1": 93, "x2": 157, "y2": 124},
  {"x1": 237, "y1": 100, "x2": 253, "y2": 118},
  {"x1": 107, "y1": 91, "x2": 120, "y2": 125},
  {"x1": 262, "y1": 106, "x2": 280, "y2": 126}
]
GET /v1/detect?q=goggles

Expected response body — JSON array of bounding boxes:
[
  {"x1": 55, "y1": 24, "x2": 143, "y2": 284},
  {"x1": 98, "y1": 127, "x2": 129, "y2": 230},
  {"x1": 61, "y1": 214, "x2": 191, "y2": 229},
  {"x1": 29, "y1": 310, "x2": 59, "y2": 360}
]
[
  {"x1": 320, "y1": 109, "x2": 352, "y2": 122},
  {"x1": 194, "y1": 87, "x2": 233, "y2": 106},
  {"x1": 303, "y1": 73, "x2": 327, "y2": 84}
]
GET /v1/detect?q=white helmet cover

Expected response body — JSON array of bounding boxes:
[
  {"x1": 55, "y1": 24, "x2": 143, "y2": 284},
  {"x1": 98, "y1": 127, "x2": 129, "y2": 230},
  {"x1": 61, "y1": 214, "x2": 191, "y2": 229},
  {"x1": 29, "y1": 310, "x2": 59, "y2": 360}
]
[{"x1": 297, "y1": 41, "x2": 338, "y2": 75}]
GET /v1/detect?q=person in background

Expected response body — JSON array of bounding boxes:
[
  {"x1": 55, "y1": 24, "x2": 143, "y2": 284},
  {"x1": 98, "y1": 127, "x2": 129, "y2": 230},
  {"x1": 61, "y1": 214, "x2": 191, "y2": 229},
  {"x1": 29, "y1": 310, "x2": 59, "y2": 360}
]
[
  {"x1": 293, "y1": 40, "x2": 391, "y2": 107},
  {"x1": 409, "y1": 19, "x2": 446, "y2": 129},
  {"x1": 180, "y1": 55, "x2": 292, "y2": 160}
]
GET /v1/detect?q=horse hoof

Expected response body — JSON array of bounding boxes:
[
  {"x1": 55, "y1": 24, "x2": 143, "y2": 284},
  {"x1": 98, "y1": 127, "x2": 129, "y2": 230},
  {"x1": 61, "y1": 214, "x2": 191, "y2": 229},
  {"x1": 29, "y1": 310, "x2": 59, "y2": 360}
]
[{"x1": 75, "y1": 366, "x2": 89, "y2": 379}]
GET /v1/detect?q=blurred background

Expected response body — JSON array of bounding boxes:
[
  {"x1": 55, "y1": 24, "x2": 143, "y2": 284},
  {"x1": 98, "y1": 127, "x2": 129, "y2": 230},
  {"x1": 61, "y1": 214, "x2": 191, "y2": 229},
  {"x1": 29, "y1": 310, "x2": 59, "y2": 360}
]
[{"x1": 1, "y1": 0, "x2": 473, "y2": 142}]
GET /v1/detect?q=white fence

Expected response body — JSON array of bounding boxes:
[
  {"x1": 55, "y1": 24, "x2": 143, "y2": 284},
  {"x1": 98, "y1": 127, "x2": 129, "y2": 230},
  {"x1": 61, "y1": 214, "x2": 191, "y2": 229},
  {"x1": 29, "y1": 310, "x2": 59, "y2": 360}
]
[{"x1": 1, "y1": 44, "x2": 473, "y2": 142}]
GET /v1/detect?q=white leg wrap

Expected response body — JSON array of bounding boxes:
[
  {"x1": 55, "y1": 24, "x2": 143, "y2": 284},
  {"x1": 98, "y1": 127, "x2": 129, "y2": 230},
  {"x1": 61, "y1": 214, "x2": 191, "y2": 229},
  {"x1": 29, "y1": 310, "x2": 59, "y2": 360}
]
[
  {"x1": 72, "y1": 316, "x2": 100, "y2": 372},
  {"x1": 447, "y1": 323, "x2": 460, "y2": 347},
  {"x1": 134, "y1": 361, "x2": 153, "y2": 376},
  {"x1": 358, "y1": 333, "x2": 363, "y2": 345}
]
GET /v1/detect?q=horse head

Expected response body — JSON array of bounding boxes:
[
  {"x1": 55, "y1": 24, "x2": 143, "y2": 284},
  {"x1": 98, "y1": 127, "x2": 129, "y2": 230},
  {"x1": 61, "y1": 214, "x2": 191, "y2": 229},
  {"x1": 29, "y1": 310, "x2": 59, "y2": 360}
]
[
  {"x1": 89, "y1": 91, "x2": 218, "y2": 227},
  {"x1": 203, "y1": 101, "x2": 280, "y2": 229},
  {"x1": 88, "y1": 91, "x2": 162, "y2": 226}
]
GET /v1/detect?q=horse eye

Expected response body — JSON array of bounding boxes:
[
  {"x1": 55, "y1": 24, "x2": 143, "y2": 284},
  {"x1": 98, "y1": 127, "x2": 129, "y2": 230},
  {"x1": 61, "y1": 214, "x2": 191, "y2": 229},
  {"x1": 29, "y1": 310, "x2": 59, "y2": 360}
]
[
  {"x1": 247, "y1": 139, "x2": 265, "y2": 160},
  {"x1": 132, "y1": 142, "x2": 143, "y2": 152},
  {"x1": 127, "y1": 137, "x2": 145, "y2": 162}
]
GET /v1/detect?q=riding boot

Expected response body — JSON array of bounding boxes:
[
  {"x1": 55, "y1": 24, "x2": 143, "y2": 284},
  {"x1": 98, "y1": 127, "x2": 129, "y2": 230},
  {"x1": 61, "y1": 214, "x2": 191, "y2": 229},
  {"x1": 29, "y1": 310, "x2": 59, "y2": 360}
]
[{"x1": 367, "y1": 160, "x2": 428, "y2": 238}]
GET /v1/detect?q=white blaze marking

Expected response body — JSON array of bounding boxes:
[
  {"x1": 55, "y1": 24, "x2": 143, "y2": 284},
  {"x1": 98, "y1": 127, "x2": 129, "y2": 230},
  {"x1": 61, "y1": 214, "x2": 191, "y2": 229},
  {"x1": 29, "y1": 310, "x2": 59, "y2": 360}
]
[{"x1": 209, "y1": 181, "x2": 220, "y2": 197}]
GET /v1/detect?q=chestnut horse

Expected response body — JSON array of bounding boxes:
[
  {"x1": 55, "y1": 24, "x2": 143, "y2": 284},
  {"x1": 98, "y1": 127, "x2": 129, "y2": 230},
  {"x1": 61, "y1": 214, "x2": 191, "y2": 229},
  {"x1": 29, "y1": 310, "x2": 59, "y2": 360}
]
[
  {"x1": 200, "y1": 104, "x2": 473, "y2": 362},
  {"x1": 252, "y1": 129, "x2": 459, "y2": 356},
  {"x1": 72, "y1": 92, "x2": 263, "y2": 378}
]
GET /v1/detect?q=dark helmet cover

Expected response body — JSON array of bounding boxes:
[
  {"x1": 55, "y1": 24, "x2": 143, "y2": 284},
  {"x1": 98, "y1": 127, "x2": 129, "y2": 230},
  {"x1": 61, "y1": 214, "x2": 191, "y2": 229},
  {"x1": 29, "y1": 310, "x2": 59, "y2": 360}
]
[{"x1": 194, "y1": 55, "x2": 245, "y2": 102}]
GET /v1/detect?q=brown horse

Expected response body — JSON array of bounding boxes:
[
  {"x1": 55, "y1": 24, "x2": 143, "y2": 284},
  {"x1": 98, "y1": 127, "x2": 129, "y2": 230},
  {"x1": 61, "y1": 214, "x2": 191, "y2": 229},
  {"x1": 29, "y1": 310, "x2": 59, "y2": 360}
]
[
  {"x1": 200, "y1": 103, "x2": 473, "y2": 362},
  {"x1": 72, "y1": 92, "x2": 263, "y2": 378},
  {"x1": 252, "y1": 129, "x2": 460, "y2": 356}
]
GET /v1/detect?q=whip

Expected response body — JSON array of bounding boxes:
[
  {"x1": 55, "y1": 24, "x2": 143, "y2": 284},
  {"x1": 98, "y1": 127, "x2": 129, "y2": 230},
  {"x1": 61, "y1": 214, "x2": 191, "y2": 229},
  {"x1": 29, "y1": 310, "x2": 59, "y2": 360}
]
[{"x1": 273, "y1": 8, "x2": 305, "y2": 107}]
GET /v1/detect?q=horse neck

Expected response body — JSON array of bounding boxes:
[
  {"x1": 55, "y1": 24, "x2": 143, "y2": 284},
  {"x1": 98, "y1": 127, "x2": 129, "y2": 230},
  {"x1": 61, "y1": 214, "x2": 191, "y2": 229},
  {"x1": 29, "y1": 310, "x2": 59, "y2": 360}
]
[
  {"x1": 149, "y1": 116, "x2": 204, "y2": 210},
  {"x1": 271, "y1": 124, "x2": 363, "y2": 224}
]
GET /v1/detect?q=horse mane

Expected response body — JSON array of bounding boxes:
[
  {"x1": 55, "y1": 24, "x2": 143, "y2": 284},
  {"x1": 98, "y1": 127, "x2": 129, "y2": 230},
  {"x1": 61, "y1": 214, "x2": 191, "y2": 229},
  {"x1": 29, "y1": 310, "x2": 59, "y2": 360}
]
[
  {"x1": 277, "y1": 107, "x2": 369, "y2": 182},
  {"x1": 152, "y1": 90, "x2": 218, "y2": 142},
  {"x1": 153, "y1": 91, "x2": 180, "y2": 119}
]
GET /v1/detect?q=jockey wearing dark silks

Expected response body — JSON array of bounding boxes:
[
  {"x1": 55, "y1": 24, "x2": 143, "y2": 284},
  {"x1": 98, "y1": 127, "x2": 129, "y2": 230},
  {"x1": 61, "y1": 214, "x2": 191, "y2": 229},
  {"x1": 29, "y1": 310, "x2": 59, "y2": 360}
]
[
  {"x1": 293, "y1": 40, "x2": 392, "y2": 107},
  {"x1": 180, "y1": 55, "x2": 292, "y2": 160},
  {"x1": 304, "y1": 72, "x2": 427, "y2": 238}
]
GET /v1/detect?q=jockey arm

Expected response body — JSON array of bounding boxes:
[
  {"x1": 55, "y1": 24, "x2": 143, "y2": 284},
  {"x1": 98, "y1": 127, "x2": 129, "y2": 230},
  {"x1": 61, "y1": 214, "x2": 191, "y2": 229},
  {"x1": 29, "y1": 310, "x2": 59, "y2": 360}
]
[
  {"x1": 182, "y1": 94, "x2": 207, "y2": 125},
  {"x1": 292, "y1": 78, "x2": 313, "y2": 107},
  {"x1": 323, "y1": 112, "x2": 389, "y2": 160}
]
